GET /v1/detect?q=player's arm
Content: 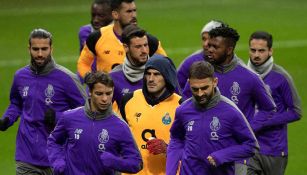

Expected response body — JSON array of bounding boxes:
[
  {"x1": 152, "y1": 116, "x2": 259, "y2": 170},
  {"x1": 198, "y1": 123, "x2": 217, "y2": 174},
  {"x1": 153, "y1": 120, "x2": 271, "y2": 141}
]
[
  {"x1": 250, "y1": 75, "x2": 276, "y2": 132},
  {"x1": 166, "y1": 108, "x2": 185, "y2": 175},
  {"x1": 209, "y1": 109, "x2": 258, "y2": 166},
  {"x1": 77, "y1": 30, "x2": 101, "y2": 78},
  {"x1": 47, "y1": 116, "x2": 68, "y2": 174},
  {"x1": 100, "y1": 122, "x2": 143, "y2": 173},
  {"x1": 261, "y1": 73, "x2": 302, "y2": 127},
  {"x1": 0, "y1": 74, "x2": 22, "y2": 131}
]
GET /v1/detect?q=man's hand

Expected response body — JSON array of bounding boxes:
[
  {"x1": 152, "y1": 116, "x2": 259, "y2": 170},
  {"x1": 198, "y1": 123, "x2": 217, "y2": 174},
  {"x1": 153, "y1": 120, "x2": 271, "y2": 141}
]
[
  {"x1": 53, "y1": 159, "x2": 66, "y2": 175},
  {"x1": 0, "y1": 117, "x2": 10, "y2": 131},
  {"x1": 146, "y1": 138, "x2": 167, "y2": 155},
  {"x1": 207, "y1": 155, "x2": 216, "y2": 167}
]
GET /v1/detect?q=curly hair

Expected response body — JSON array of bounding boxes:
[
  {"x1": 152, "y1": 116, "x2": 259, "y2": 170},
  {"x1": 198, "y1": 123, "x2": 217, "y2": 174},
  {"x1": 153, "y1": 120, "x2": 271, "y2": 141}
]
[{"x1": 209, "y1": 26, "x2": 240, "y2": 47}]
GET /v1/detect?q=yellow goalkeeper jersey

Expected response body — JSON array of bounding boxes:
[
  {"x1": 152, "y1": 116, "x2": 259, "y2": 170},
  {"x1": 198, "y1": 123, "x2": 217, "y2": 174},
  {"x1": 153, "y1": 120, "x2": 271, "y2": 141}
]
[
  {"x1": 123, "y1": 89, "x2": 181, "y2": 175},
  {"x1": 77, "y1": 24, "x2": 167, "y2": 77}
]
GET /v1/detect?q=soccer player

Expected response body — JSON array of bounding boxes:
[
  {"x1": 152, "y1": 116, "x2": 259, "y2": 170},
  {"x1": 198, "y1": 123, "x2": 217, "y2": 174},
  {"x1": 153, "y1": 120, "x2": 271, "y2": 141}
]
[
  {"x1": 0, "y1": 28, "x2": 86, "y2": 175},
  {"x1": 167, "y1": 61, "x2": 258, "y2": 175},
  {"x1": 181, "y1": 26, "x2": 276, "y2": 174},
  {"x1": 47, "y1": 72, "x2": 143, "y2": 175},
  {"x1": 177, "y1": 20, "x2": 227, "y2": 90},
  {"x1": 120, "y1": 55, "x2": 182, "y2": 175},
  {"x1": 247, "y1": 31, "x2": 302, "y2": 175},
  {"x1": 77, "y1": 0, "x2": 167, "y2": 77},
  {"x1": 78, "y1": 0, "x2": 113, "y2": 52},
  {"x1": 110, "y1": 24, "x2": 149, "y2": 111}
]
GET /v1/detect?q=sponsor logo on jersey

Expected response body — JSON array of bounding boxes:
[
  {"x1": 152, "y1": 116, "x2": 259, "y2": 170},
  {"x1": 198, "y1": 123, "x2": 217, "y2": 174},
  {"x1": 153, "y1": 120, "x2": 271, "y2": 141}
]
[
  {"x1": 162, "y1": 112, "x2": 171, "y2": 125},
  {"x1": 210, "y1": 116, "x2": 221, "y2": 140},
  {"x1": 98, "y1": 129, "x2": 109, "y2": 152},
  {"x1": 141, "y1": 129, "x2": 156, "y2": 149},
  {"x1": 45, "y1": 84, "x2": 55, "y2": 105}
]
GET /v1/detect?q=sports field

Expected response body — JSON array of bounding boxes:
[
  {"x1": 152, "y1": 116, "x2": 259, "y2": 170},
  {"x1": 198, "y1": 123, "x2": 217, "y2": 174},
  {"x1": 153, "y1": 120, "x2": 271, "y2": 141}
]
[{"x1": 0, "y1": 0, "x2": 306, "y2": 174}]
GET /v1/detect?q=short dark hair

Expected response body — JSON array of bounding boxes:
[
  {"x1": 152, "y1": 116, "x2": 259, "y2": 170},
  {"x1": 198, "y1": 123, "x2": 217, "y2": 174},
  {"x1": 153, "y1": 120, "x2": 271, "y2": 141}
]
[
  {"x1": 249, "y1": 31, "x2": 273, "y2": 48},
  {"x1": 189, "y1": 61, "x2": 215, "y2": 79},
  {"x1": 209, "y1": 26, "x2": 240, "y2": 47},
  {"x1": 84, "y1": 71, "x2": 114, "y2": 92},
  {"x1": 29, "y1": 28, "x2": 52, "y2": 46},
  {"x1": 94, "y1": 0, "x2": 111, "y2": 5},
  {"x1": 122, "y1": 24, "x2": 146, "y2": 45},
  {"x1": 111, "y1": 0, "x2": 134, "y2": 11}
]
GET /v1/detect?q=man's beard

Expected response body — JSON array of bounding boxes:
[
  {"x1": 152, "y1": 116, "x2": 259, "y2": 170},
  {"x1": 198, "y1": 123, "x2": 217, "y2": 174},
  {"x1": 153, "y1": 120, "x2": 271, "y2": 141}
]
[
  {"x1": 119, "y1": 18, "x2": 137, "y2": 29},
  {"x1": 207, "y1": 52, "x2": 228, "y2": 65},
  {"x1": 31, "y1": 54, "x2": 52, "y2": 69},
  {"x1": 193, "y1": 91, "x2": 214, "y2": 106}
]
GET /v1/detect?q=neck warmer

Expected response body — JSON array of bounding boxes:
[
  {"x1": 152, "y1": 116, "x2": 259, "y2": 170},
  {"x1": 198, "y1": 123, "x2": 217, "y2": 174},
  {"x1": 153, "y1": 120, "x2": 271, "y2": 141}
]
[
  {"x1": 143, "y1": 88, "x2": 172, "y2": 106},
  {"x1": 122, "y1": 57, "x2": 146, "y2": 83},
  {"x1": 213, "y1": 55, "x2": 239, "y2": 74},
  {"x1": 30, "y1": 58, "x2": 55, "y2": 75},
  {"x1": 247, "y1": 56, "x2": 274, "y2": 78},
  {"x1": 85, "y1": 99, "x2": 113, "y2": 120}
]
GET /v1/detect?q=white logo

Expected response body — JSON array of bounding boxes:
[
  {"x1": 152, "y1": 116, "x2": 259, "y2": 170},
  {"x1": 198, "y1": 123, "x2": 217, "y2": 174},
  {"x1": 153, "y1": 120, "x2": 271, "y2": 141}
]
[
  {"x1": 98, "y1": 129, "x2": 109, "y2": 152},
  {"x1": 230, "y1": 82, "x2": 240, "y2": 104},
  {"x1": 187, "y1": 120, "x2": 194, "y2": 131},
  {"x1": 74, "y1": 129, "x2": 83, "y2": 140},
  {"x1": 45, "y1": 84, "x2": 55, "y2": 105},
  {"x1": 22, "y1": 86, "x2": 29, "y2": 97},
  {"x1": 121, "y1": 88, "x2": 130, "y2": 96},
  {"x1": 210, "y1": 117, "x2": 221, "y2": 140}
]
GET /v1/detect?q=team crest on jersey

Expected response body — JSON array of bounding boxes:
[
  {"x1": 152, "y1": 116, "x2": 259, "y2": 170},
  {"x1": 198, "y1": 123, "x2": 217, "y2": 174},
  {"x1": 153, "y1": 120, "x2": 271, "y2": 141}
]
[
  {"x1": 210, "y1": 117, "x2": 221, "y2": 140},
  {"x1": 74, "y1": 128, "x2": 83, "y2": 140},
  {"x1": 162, "y1": 112, "x2": 172, "y2": 125},
  {"x1": 187, "y1": 120, "x2": 194, "y2": 131},
  {"x1": 98, "y1": 129, "x2": 109, "y2": 143},
  {"x1": 22, "y1": 86, "x2": 29, "y2": 97},
  {"x1": 45, "y1": 84, "x2": 55, "y2": 105},
  {"x1": 230, "y1": 82, "x2": 240, "y2": 104},
  {"x1": 98, "y1": 129, "x2": 109, "y2": 152}
]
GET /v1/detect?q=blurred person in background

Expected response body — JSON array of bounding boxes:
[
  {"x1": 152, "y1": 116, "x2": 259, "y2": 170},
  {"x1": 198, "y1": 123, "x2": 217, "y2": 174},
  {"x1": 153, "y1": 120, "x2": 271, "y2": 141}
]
[
  {"x1": 109, "y1": 24, "x2": 150, "y2": 113},
  {"x1": 78, "y1": 0, "x2": 113, "y2": 81},
  {"x1": 177, "y1": 20, "x2": 227, "y2": 90},
  {"x1": 77, "y1": 0, "x2": 167, "y2": 78}
]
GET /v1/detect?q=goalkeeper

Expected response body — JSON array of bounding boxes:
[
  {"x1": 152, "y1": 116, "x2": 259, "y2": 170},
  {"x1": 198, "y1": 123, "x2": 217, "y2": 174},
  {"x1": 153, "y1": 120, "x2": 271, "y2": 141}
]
[{"x1": 120, "y1": 55, "x2": 182, "y2": 175}]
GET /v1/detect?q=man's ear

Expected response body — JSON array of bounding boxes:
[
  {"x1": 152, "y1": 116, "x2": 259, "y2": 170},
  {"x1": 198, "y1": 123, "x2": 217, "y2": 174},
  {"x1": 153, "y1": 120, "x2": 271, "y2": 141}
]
[
  {"x1": 123, "y1": 43, "x2": 129, "y2": 52},
  {"x1": 112, "y1": 10, "x2": 119, "y2": 20},
  {"x1": 226, "y1": 46, "x2": 234, "y2": 56},
  {"x1": 213, "y1": 77, "x2": 218, "y2": 88},
  {"x1": 269, "y1": 48, "x2": 273, "y2": 57}
]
